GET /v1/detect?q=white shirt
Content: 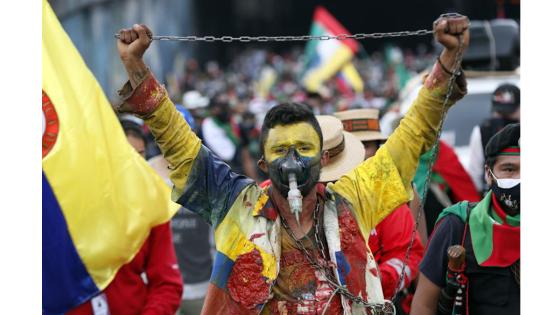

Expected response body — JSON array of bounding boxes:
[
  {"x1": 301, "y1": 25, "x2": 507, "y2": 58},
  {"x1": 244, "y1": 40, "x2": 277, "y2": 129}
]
[
  {"x1": 201, "y1": 118, "x2": 236, "y2": 161},
  {"x1": 466, "y1": 125, "x2": 485, "y2": 192}
]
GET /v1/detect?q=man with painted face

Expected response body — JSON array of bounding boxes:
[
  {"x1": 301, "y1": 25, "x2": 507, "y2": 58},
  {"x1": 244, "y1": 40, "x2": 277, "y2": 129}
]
[
  {"x1": 115, "y1": 14, "x2": 470, "y2": 315},
  {"x1": 411, "y1": 123, "x2": 520, "y2": 315}
]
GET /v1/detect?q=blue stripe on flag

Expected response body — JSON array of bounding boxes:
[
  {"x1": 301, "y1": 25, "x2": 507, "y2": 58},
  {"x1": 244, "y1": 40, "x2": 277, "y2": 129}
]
[
  {"x1": 210, "y1": 251, "x2": 235, "y2": 289},
  {"x1": 43, "y1": 172, "x2": 99, "y2": 314}
]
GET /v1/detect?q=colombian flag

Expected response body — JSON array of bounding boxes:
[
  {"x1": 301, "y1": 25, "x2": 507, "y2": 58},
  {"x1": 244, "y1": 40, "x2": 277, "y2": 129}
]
[
  {"x1": 336, "y1": 63, "x2": 364, "y2": 97},
  {"x1": 301, "y1": 6, "x2": 363, "y2": 94},
  {"x1": 42, "y1": 1, "x2": 178, "y2": 313}
]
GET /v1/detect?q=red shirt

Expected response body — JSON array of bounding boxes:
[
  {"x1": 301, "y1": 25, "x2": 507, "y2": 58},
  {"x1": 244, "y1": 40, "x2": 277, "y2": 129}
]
[
  {"x1": 66, "y1": 223, "x2": 183, "y2": 315},
  {"x1": 368, "y1": 204, "x2": 424, "y2": 298}
]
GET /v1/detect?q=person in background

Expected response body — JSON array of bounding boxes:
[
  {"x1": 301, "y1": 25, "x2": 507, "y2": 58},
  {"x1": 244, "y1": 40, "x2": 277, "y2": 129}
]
[
  {"x1": 239, "y1": 111, "x2": 264, "y2": 182},
  {"x1": 305, "y1": 90, "x2": 329, "y2": 115},
  {"x1": 200, "y1": 93, "x2": 257, "y2": 179},
  {"x1": 66, "y1": 117, "x2": 183, "y2": 315},
  {"x1": 385, "y1": 113, "x2": 479, "y2": 240},
  {"x1": 182, "y1": 90, "x2": 209, "y2": 137},
  {"x1": 467, "y1": 83, "x2": 520, "y2": 193},
  {"x1": 414, "y1": 139, "x2": 481, "y2": 237},
  {"x1": 333, "y1": 109, "x2": 424, "y2": 314},
  {"x1": 200, "y1": 94, "x2": 239, "y2": 168},
  {"x1": 149, "y1": 156, "x2": 214, "y2": 315},
  {"x1": 411, "y1": 123, "x2": 520, "y2": 315}
]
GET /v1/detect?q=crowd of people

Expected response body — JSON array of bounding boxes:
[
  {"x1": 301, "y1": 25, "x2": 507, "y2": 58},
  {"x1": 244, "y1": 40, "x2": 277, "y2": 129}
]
[
  {"x1": 69, "y1": 14, "x2": 520, "y2": 315},
  {"x1": 163, "y1": 44, "x2": 435, "y2": 115},
  {"x1": 138, "y1": 44, "x2": 437, "y2": 184}
]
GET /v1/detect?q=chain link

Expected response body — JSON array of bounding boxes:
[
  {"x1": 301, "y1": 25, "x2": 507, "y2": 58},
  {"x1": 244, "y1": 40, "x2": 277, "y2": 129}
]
[
  {"x1": 279, "y1": 202, "x2": 395, "y2": 315},
  {"x1": 390, "y1": 34, "x2": 465, "y2": 302},
  {"x1": 511, "y1": 260, "x2": 520, "y2": 285},
  {"x1": 114, "y1": 29, "x2": 433, "y2": 42}
]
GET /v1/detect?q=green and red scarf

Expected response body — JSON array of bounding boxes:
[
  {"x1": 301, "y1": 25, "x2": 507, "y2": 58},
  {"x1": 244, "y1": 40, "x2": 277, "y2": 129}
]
[{"x1": 437, "y1": 191, "x2": 520, "y2": 267}]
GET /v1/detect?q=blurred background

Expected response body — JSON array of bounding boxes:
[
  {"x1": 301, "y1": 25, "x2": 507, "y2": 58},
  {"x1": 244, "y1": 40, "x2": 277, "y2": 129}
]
[{"x1": 50, "y1": 0, "x2": 520, "y2": 173}]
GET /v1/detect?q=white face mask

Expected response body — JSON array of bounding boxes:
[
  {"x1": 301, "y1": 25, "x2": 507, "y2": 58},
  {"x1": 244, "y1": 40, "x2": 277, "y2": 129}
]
[{"x1": 490, "y1": 169, "x2": 520, "y2": 188}]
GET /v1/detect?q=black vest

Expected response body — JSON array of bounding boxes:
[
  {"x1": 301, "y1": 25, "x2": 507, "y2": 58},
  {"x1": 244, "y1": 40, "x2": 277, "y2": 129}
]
[{"x1": 461, "y1": 208, "x2": 520, "y2": 315}]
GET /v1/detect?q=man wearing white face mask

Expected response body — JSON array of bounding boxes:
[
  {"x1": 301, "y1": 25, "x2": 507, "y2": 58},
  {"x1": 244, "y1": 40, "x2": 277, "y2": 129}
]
[{"x1": 411, "y1": 123, "x2": 520, "y2": 315}]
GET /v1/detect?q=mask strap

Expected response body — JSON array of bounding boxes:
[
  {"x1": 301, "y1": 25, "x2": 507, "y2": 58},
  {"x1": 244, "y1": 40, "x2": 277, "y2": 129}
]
[{"x1": 489, "y1": 168, "x2": 499, "y2": 182}]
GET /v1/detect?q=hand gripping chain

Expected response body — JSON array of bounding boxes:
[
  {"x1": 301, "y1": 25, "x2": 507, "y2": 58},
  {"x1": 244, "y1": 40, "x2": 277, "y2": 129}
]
[{"x1": 114, "y1": 29, "x2": 434, "y2": 42}]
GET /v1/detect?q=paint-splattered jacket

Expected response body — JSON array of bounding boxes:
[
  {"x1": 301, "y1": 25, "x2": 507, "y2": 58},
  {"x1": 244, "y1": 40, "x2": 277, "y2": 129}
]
[{"x1": 119, "y1": 62, "x2": 465, "y2": 314}]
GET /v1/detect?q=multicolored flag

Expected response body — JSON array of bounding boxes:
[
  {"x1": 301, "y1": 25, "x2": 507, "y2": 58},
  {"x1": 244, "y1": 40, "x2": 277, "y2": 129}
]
[
  {"x1": 42, "y1": 1, "x2": 179, "y2": 313},
  {"x1": 301, "y1": 6, "x2": 363, "y2": 94},
  {"x1": 336, "y1": 62, "x2": 364, "y2": 97}
]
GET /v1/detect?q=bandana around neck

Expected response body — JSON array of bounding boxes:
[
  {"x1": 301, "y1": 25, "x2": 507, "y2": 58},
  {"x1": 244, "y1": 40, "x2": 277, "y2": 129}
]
[{"x1": 469, "y1": 191, "x2": 520, "y2": 267}]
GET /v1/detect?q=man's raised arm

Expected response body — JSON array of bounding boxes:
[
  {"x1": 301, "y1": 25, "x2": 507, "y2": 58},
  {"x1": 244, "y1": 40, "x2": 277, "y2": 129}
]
[
  {"x1": 384, "y1": 14, "x2": 470, "y2": 194},
  {"x1": 330, "y1": 15, "x2": 470, "y2": 231},
  {"x1": 115, "y1": 24, "x2": 252, "y2": 226}
]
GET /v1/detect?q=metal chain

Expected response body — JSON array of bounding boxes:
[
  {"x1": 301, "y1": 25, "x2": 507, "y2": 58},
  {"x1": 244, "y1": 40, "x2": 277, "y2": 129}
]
[
  {"x1": 390, "y1": 34, "x2": 465, "y2": 302},
  {"x1": 114, "y1": 29, "x2": 433, "y2": 42},
  {"x1": 279, "y1": 202, "x2": 395, "y2": 315},
  {"x1": 511, "y1": 260, "x2": 520, "y2": 285}
]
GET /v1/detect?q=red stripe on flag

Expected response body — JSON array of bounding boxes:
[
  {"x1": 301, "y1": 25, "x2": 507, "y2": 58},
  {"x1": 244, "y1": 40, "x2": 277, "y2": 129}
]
[
  {"x1": 336, "y1": 75, "x2": 353, "y2": 97},
  {"x1": 314, "y1": 6, "x2": 359, "y2": 53}
]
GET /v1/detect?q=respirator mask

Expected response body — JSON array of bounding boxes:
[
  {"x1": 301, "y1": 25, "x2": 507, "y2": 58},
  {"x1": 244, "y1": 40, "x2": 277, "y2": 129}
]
[{"x1": 267, "y1": 147, "x2": 321, "y2": 226}]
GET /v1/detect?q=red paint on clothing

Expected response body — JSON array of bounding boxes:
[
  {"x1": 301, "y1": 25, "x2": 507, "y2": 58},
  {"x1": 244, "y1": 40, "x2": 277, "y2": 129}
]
[
  {"x1": 288, "y1": 264, "x2": 317, "y2": 293},
  {"x1": 250, "y1": 233, "x2": 265, "y2": 241},
  {"x1": 125, "y1": 73, "x2": 166, "y2": 116},
  {"x1": 338, "y1": 210, "x2": 369, "y2": 300},
  {"x1": 265, "y1": 222, "x2": 342, "y2": 315},
  {"x1": 227, "y1": 249, "x2": 270, "y2": 309},
  {"x1": 280, "y1": 249, "x2": 309, "y2": 267},
  {"x1": 259, "y1": 205, "x2": 279, "y2": 221}
]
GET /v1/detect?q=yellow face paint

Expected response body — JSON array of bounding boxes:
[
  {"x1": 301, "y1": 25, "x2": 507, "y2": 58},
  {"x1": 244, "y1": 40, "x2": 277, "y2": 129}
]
[{"x1": 264, "y1": 122, "x2": 321, "y2": 162}]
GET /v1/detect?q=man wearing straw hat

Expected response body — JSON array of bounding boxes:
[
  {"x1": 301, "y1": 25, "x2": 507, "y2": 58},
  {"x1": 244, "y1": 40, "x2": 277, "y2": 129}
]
[
  {"x1": 334, "y1": 108, "x2": 388, "y2": 160},
  {"x1": 114, "y1": 15, "x2": 470, "y2": 314}
]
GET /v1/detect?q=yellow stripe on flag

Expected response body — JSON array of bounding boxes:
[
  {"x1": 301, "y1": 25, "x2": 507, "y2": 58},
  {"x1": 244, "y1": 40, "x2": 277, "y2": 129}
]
[
  {"x1": 340, "y1": 62, "x2": 364, "y2": 93},
  {"x1": 303, "y1": 46, "x2": 353, "y2": 92},
  {"x1": 42, "y1": 0, "x2": 179, "y2": 290}
]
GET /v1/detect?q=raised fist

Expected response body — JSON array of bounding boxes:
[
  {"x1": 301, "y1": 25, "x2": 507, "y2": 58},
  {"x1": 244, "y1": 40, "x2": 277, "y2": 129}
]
[
  {"x1": 433, "y1": 14, "x2": 470, "y2": 53},
  {"x1": 117, "y1": 24, "x2": 153, "y2": 64}
]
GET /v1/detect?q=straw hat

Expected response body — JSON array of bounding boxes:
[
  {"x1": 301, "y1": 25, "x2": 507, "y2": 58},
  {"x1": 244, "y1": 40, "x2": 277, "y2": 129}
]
[
  {"x1": 334, "y1": 108, "x2": 387, "y2": 142},
  {"x1": 317, "y1": 115, "x2": 366, "y2": 183}
]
